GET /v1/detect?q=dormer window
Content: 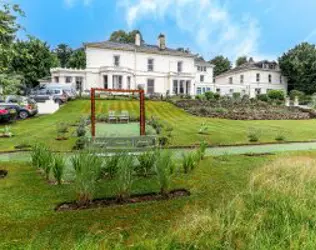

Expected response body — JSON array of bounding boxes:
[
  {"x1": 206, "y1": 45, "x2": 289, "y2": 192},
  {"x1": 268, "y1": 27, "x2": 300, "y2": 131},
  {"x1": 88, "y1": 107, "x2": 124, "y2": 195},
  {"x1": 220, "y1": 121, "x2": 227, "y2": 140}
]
[
  {"x1": 148, "y1": 58, "x2": 154, "y2": 71},
  {"x1": 177, "y1": 61, "x2": 183, "y2": 73},
  {"x1": 114, "y1": 55, "x2": 120, "y2": 67}
]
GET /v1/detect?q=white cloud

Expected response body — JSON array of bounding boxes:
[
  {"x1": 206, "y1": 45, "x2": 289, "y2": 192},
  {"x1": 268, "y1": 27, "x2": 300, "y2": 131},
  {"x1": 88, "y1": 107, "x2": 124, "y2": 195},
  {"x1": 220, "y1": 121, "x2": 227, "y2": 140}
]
[
  {"x1": 117, "y1": 0, "x2": 265, "y2": 60},
  {"x1": 64, "y1": 0, "x2": 93, "y2": 8}
]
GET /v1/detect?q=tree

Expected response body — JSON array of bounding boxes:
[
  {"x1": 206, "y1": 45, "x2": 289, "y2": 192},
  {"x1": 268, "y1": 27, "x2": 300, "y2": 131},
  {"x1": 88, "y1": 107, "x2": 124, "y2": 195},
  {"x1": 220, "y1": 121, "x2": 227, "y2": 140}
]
[
  {"x1": 279, "y1": 42, "x2": 316, "y2": 94},
  {"x1": 236, "y1": 56, "x2": 248, "y2": 67},
  {"x1": 109, "y1": 30, "x2": 144, "y2": 44},
  {"x1": 67, "y1": 47, "x2": 86, "y2": 69},
  {"x1": 9, "y1": 36, "x2": 59, "y2": 88},
  {"x1": 0, "y1": 2, "x2": 24, "y2": 72},
  {"x1": 209, "y1": 56, "x2": 232, "y2": 76},
  {"x1": 54, "y1": 44, "x2": 73, "y2": 68}
]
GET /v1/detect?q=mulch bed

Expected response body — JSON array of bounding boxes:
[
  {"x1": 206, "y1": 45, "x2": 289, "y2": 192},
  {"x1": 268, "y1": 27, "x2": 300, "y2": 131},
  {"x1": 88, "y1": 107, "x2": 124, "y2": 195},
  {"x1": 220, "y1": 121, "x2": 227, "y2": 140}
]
[
  {"x1": 55, "y1": 137, "x2": 68, "y2": 141},
  {"x1": 55, "y1": 189, "x2": 190, "y2": 211},
  {"x1": 0, "y1": 170, "x2": 8, "y2": 179}
]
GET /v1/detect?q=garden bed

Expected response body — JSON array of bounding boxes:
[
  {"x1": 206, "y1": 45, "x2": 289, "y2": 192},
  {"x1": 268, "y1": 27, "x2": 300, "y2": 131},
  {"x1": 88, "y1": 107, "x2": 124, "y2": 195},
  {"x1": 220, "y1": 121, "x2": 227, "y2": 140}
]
[
  {"x1": 0, "y1": 170, "x2": 8, "y2": 179},
  {"x1": 173, "y1": 99, "x2": 315, "y2": 120},
  {"x1": 55, "y1": 189, "x2": 190, "y2": 211}
]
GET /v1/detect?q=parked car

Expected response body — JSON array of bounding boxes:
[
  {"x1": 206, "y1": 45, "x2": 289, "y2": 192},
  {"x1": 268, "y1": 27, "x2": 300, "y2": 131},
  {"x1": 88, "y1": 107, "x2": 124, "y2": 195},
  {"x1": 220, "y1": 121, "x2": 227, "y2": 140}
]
[
  {"x1": 0, "y1": 95, "x2": 38, "y2": 119},
  {"x1": 29, "y1": 89, "x2": 68, "y2": 105},
  {"x1": 44, "y1": 84, "x2": 77, "y2": 101},
  {"x1": 0, "y1": 104, "x2": 18, "y2": 122}
]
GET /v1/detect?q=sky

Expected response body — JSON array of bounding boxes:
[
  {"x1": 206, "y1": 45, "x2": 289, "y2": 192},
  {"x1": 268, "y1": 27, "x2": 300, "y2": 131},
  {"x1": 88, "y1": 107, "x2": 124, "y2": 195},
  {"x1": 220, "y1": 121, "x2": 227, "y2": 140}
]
[{"x1": 13, "y1": 0, "x2": 316, "y2": 62}]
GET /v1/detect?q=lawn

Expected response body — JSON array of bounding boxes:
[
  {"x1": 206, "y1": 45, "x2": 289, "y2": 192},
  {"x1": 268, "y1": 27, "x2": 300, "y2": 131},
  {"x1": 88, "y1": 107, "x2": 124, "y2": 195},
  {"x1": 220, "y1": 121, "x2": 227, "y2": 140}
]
[
  {"x1": 0, "y1": 152, "x2": 268, "y2": 249},
  {"x1": 2, "y1": 151, "x2": 316, "y2": 248},
  {"x1": 1, "y1": 99, "x2": 316, "y2": 151}
]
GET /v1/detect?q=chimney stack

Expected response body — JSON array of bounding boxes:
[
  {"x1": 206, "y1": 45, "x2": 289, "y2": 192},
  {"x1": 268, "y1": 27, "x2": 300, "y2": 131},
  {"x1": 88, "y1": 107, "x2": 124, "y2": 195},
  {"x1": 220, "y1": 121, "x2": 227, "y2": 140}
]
[
  {"x1": 135, "y1": 32, "x2": 141, "y2": 46},
  {"x1": 158, "y1": 34, "x2": 166, "y2": 50}
]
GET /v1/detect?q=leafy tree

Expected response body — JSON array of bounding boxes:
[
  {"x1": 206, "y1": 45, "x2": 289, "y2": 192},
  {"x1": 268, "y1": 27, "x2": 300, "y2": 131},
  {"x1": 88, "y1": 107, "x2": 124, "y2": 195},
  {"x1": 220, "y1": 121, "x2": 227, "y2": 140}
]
[
  {"x1": 0, "y1": 2, "x2": 24, "y2": 72},
  {"x1": 54, "y1": 43, "x2": 73, "y2": 68},
  {"x1": 209, "y1": 55, "x2": 232, "y2": 76},
  {"x1": 109, "y1": 30, "x2": 144, "y2": 44},
  {"x1": 67, "y1": 47, "x2": 86, "y2": 69},
  {"x1": 279, "y1": 42, "x2": 316, "y2": 94},
  {"x1": 0, "y1": 73, "x2": 23, "y2": 94},
  {"x1": 9, "y1": 36, "x2": 59, "y2": 88},
  {"x1": 236, "y1": 56, "x2": 248, "y2": 67}
]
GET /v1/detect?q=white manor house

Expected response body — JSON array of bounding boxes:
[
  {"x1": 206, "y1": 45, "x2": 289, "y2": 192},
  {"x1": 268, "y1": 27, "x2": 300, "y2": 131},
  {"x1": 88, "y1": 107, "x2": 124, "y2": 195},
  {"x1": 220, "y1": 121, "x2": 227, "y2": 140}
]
[{"x1": 48, "y1": 33, "x2": 287, "y2": 97}]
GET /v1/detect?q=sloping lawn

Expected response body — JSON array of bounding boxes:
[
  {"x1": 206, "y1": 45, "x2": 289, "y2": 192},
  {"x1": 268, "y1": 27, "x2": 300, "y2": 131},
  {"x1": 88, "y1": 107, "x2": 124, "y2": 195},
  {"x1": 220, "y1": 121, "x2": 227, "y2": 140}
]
[
  {"x1": 0, "y1": 154, "x2": 268, "y2": 249},
  {"x1": 1, "y1": 100, "x2": 316, "y2": 151}
]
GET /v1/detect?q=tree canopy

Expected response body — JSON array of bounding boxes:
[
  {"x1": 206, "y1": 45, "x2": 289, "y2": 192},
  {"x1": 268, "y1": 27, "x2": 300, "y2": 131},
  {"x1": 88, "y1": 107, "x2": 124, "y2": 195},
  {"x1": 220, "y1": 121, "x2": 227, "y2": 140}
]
[
  {"x1": 54, "y1": 44, "x2": 73, "y2": 68},
  {"x1": 209, "y1": 56, "x2": 232, "y2": 76},
  {"x1": 236, "y1": 56, "x2": 248, "y2": 67},
  {"x1": 67, "y1": 47, "x2": 86, "y2": 69},
  {"x1": 279, "y1": 42, "x2": 316, "y2": 94},
  {"x1": 109, "y1": 30, "x2": 144, "y2": 44},
  {"x1": 9, "y1": 36, "x2": 59, "y2": 87}
]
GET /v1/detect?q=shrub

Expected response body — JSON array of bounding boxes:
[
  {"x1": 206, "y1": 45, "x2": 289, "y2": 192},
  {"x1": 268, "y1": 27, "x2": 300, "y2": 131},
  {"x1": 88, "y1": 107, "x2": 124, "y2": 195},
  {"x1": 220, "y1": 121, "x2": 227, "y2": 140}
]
[
  {"x1": 267, "y1": 90, "x2": 285, "y2": 100},
  {"x1": 275, "y1": 131, "x2": 286, "y2": 142},
  {"x1": 155, "y1": 150, "x2": 174, "y2": 195},
  {"x1": 247, "y1": 127, "x2": 261, "y2": 142},
  {"x1": 182, "y1": 152, "x2": 197, "y2": 174},
  {"x1": 289, "y1": 90, "x2": 305, "y2": 100},
  {"x1": 136, "y1": 151, "x2": 156, "y2": 177},
  {"x1": 256, "y1": 94, "x2": 269, "y2": 102},
  {"x1": 198, "y1": 122, "x2": 209, "y2": 135},
  {"x1": 96, "y1": 114, "x2": 107, "y2": 122},
  {"x1": 214, "y1": 108, "x2": 227, "y2": 114},
  {"x1": 198, "y1": 140, "x2": 207, "y2": 160},
  {"x1": 204, "y1": 91, "x2": 215, "y2": 100},
  {"x1": 56, "y1": 122, "x2": 68, "y2": 136},
  {"x1": 52, "y1": 154, "x2": 66, "y2": 185},
  {"x1": 158, "y1": 135, "x2": 169, "y2": 146},
  {"x1": 214, "y1": 93, "x2": 220, "y2": 100},
  {"x1": 195, "y1": 95, "x2": 205, "y2": 100},
  {"x1": 71, "y1": 152, "x2": 104, "y2": 204},
  {"x1": 73, "y1": 137, "x2": 87, "y2": 150},
  {"x1": 232, "y1": 92, "x2": 241, "y2": 100},
  {"x1": 116, "y1": 154, "x2": 135, "y2": 200},
  {"x1": 76, "y1": 119, "x2": 86, "y2": 137}
]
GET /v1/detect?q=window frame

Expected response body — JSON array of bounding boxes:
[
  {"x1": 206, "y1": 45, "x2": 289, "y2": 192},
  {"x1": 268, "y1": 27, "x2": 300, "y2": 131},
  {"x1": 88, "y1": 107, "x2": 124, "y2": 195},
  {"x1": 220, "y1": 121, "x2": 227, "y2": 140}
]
[
  {"x1": 177, "y1": 61, "x2": 183, "y2": 73},
  {"x1": 229, "y1": 77, "x2": 233, "y2": 84},
  {"x1": 240, "y1": 75, "x2": 244, "y2": 84},
  {"x1": 113, "y1": 55, "x2": 120, "y2": 67},
  {"x1": 147, "y1": 58, "x2": 154, "y2": 72},
  {"x1": 200, "y1": 75, "x2": 205, "y2": 82},
  {"x1": 147, "y1": 79, "x2": 155, "y2": 94},
  {"x1": 256, "y1": 73, "x2": 260, "y2": 83}
]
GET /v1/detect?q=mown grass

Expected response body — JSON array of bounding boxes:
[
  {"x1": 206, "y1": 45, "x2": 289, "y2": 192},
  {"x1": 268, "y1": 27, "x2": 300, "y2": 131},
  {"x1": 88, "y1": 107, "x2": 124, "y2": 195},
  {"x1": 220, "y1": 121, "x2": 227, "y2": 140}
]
[
  {"x1": 0, "y1": 153, "x2": 267, "y2": 249},
  {"x1": 1, "y1": 99, "x2": 316, "y2": 152}
]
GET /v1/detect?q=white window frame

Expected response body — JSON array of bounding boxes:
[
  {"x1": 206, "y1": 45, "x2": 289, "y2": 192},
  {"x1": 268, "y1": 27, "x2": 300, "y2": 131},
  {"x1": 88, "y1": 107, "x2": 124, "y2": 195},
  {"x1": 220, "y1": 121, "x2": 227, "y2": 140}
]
[
  {"x1": 240, "y1": 75, "x2": 244, "y2": 84},
  {"x1": 65, "y1": 76, "x2": 72, "y2": 83},
  {"x1": 147, "y1": 79, "x2": 155, "y2": 94},
  {"x1": 148, "y1": 58, "x2": 154, "y2": 72},
  {"x1": 177, "y1": 61, "x2": 183, "y2": 73},
  {"x1": 229, "y1": 77, "x2": 233, "y2": 84},
  {"x1": 114, "y1": 55, "x2": 120, "y2": 67},
  {"x1": 256, "y1": 73, "x2": 260, "y2": 83},
  {"x1": 200, "y1": 75, "x2": 205, "y2": 82}
]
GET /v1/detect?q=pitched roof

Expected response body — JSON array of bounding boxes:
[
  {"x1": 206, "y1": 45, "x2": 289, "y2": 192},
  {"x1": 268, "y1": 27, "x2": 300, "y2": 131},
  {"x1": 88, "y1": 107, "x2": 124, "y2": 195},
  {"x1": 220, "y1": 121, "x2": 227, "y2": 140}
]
[
  {"x1": 216, "y1": 60, "x2": 279, "y2": 77},
  {"x1": 84, "y1": 41, "x2": 195, "y2": 58},
  {"x1": 194, "y1": 57, "x2": 213, "y2": 67}
]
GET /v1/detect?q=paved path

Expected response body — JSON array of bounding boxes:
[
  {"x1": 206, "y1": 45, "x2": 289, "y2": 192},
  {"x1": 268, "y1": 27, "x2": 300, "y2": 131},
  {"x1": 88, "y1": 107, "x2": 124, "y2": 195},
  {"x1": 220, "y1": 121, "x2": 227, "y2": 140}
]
[{"x1": 2, "y1": 142, "x2": 316, "y2": 162}]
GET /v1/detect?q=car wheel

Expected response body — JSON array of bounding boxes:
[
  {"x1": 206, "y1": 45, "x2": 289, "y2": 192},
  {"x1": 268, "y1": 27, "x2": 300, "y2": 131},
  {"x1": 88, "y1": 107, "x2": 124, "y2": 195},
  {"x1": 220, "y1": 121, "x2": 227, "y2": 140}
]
[
  {"x1": 55, "y1": 99, "x2": 63, "y2": 105},
  {"x1": 19, "y1": 111, "x2": 29, "y2": 120}
]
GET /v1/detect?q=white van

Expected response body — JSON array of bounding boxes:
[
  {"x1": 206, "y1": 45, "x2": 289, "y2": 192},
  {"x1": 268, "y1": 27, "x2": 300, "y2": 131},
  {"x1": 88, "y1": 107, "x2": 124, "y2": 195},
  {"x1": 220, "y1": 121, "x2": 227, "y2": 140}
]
[{"x1": 42, "y1": 83, "x2": 77, "y2": 100}]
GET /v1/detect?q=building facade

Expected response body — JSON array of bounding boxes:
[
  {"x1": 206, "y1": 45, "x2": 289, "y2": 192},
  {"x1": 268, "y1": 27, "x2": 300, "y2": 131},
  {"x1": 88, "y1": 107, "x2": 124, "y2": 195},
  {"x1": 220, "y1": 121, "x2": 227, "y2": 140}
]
[
  {"x1": 50, "y1": 33, "x2": 214, "y2": 96},
  {"x1": 214, "y1": 60, "x2": 287, "y2": 98}
]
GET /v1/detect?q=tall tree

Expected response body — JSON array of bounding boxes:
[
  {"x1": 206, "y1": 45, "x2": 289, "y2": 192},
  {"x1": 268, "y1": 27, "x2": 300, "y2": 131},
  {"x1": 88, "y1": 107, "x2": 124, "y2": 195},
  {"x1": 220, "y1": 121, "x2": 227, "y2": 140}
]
[
  {"x1": 54, "y1": 43, "x2": 73, "y2": 68},
  {"x1": 0, "y1": 2, "x2": 24, "y2": 72},
  {"x1": 9, "y1": 36, "x2": 59, "y2": 87},
  {"x1": 109, "y1": 30, "x2": 144, "y2": 44},
  {"x1": 236, "y1": 56, "x2": 248, "y2": 67},
  {"x1": 67, "y1": 47, "x2": 86, "y2": 69},
  {"x1": 210, "y1": 55, "x2": 232, "y2": 76},
  {"x1": 279, "y1": 42, "x2": 316, "y2": 94}
]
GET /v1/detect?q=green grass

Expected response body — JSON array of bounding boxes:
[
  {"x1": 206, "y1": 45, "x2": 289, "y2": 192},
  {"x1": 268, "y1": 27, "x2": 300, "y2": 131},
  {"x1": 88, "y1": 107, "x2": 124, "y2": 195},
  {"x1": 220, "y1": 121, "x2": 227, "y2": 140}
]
[
  {"x1": 1, "y1": 99, "x2": 316, "y2": 151},
  {"x1": 0, "y1": 153, "x2": 268, "y2": 249}
]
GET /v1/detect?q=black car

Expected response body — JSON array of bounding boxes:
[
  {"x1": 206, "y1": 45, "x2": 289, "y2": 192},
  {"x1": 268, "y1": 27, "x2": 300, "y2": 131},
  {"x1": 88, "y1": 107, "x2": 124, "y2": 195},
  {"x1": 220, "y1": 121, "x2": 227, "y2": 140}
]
[
  {"x1": 1, "y1": 96, "x2": 38, "y2": 119},
  {"x1": 0, "y1": 105, "x2": 17, "y2": 122}
]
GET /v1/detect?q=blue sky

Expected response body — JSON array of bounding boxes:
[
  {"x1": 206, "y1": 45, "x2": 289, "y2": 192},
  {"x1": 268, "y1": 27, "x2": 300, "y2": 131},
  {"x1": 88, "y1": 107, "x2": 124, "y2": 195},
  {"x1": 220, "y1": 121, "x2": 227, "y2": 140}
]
[{"x1": 14, "y1": 0, "x2": 316, "y2": 61}]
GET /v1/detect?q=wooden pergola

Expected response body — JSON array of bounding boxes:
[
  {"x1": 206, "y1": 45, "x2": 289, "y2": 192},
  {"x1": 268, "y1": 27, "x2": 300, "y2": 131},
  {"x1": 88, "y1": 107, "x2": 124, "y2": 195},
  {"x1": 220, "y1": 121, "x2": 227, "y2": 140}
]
[{"x1": 90, "y1": 88, "x2": 146, "y2": 138}]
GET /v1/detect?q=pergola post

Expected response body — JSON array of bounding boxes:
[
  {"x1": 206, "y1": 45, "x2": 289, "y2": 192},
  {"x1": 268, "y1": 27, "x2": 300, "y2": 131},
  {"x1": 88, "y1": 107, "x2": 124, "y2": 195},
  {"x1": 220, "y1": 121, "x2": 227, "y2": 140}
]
[
  {"x1": 140, "y1": 90, "x2": 145, "y2": 136},
  {"x1": 91, "y1": 88, "x2": 96, "y2": 138}
]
